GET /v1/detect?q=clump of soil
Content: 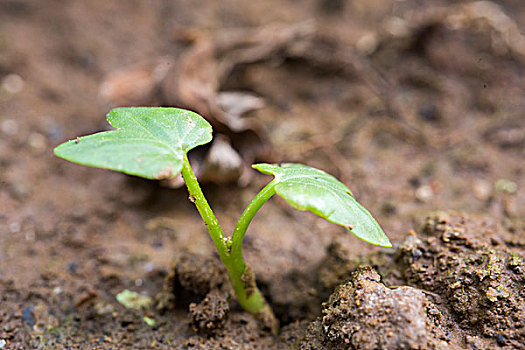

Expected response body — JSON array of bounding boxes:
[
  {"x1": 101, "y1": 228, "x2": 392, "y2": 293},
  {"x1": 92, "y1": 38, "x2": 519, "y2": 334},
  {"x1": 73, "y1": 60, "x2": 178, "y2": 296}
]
[
  {"x1": 396, "y1": 213, "x2": 525, "y2": 348},
  {"x1": 315, "y1": 212, "x2": 525, "y2": 349},
  {"x1": 156, "y1": 252, "x2": 231, "y2": 329},
  {"x1": 189, "y1": 289, "x2": 230, "y2": 333},
  {"x1": 300, "y1": 266, "x2": 448, "y2": 349},
  {"x1": 155, "y1": 252, "x2": 291, "y2": 348},
  {"x1": 170, "y1": 253, "x2": 228, "y2": 298},
  {"x1": 161, "y1": 253, "x2": 231, "y2": 333}
]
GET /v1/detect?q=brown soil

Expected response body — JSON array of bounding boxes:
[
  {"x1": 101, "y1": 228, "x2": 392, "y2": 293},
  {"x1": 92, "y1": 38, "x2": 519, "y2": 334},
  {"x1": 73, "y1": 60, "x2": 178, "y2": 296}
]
[
  {"x1": 1, "y1": 0, "x2": 524, "y2": 349},
  {"x1": 311, "y1": 212, "x2": 525, "y2": 349}
]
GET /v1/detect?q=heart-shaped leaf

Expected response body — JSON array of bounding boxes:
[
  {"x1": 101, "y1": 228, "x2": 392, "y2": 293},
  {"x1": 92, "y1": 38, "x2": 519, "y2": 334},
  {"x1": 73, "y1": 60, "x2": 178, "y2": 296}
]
[
  {"x1": 253, "y1": 163, "x2": 391, "y2": 247},
  {"x1": 54, "y1": 107, "x2": 212, "y2": 179}
]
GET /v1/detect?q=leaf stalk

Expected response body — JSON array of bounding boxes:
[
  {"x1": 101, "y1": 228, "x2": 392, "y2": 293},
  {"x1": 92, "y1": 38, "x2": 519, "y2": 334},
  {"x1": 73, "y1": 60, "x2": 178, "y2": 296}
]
[{"x1": 181, "y1": 155, "x2": 278, "y2": 332}]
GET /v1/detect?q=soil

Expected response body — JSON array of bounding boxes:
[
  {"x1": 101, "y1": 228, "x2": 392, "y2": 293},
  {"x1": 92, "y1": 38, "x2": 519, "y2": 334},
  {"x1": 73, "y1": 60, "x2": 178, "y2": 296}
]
[{"x1": 1, "y1": 0, "x2": 524, "y2": 349}]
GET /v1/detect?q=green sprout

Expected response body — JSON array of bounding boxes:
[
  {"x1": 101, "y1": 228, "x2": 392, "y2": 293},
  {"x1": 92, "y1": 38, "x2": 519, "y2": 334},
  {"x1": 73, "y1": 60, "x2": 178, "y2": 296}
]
[{"x1": 54, "y1": 107, "x2": 391, "y2": 331}]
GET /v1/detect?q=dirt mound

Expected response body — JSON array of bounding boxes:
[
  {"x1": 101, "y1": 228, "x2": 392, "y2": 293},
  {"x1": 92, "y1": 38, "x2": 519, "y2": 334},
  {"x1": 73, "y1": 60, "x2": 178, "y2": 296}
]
[
  {"x1": 315, "y1": 212, "x2": 525, "y2": 349},
  {"x1": 396, "y1": 213, "x2": 525, "y2": 348},
  {"x1": 301, "y1": 267, "x2": 449, "y2": 349}
]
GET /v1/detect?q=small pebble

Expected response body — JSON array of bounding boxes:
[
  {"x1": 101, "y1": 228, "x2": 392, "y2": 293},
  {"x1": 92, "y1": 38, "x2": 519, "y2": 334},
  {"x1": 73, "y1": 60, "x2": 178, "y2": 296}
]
[
  {"x1": 495, "y1": 334, "x2": 507, "y2": 346},
  {"x1": 1, "y1": 74, "x2": 24, "y2": 94},
  {"x1": 116, "y1": 289, "x2": 152, "y2": 310},
  {"x1": 415, "y1": 185, "x2": 433, "y2": 202},
  {"x1": 356, "y1": 33, "x2": 378, "y2": 55},
  {"x1": 144, "y1": 261, "x2": 155, "y2": 272},
  {"x1": 381, "y1": 201, "x2": 397, "y2": 215},
  {"x1": 67, "y1": 261, "x2": 78, "y2": 275},
  {"x1": 8, "y1": 183, "x2": 28, "y2": 200},
  {"x1": 412, "y1": 249, "x2": 422, "y2": 261},
  {"x1": 9, "y1": 222, "x2": 20, "y2": 233},
  {"x1": 28, "y1": 132, "x2": 47, "y2": 152},
  {"x1": 473, "y1": 179, "x2": 492, "y2": 201},
  {"x1": 384, "y1": 17, "x2": 409, "y2": 37},
  {"x1": 47, "y1": 122, "x2": 64, "y2": 142},
  {"x1": 494, "y1": 179, "x2": 517, "y2": 194},
  {"x1": 22, "y1": 306, "x2": 35, "y2": 328},
  {"x1": 1, "y1": 119, "x2": 18, "y2": 135},
  {"x1": 95, "y1": 302, "x2": 114, "y2": 316},
  {"x1": 418, "y1": 105, "x2": 440, "y2": 122},
  {"x1": 24, "y1": 230, "x2": 36, "y2": 242},
  {"x1": 143, "y1": 316, "x2": 156, "y2": 327},
  {"x1": 151, "y1": 241, "x2": 163, "y2": 249}
]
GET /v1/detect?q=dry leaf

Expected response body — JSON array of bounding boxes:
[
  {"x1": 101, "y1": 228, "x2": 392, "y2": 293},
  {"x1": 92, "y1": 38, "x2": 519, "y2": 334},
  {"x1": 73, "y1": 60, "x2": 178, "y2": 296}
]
[{"x1": 99, "y1": 57, "x2": 172, "y2": 105}]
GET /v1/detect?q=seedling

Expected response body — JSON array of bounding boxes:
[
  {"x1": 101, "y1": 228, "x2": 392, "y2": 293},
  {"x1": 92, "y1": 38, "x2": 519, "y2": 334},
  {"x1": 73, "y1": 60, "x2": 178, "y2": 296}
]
[{"x1": 54, "y1": 107, "x2": 391, "y2": 331}]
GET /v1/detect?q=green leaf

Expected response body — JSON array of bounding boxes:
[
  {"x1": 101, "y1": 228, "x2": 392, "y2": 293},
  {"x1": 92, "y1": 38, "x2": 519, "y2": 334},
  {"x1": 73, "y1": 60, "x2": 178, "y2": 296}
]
[
  {"x1": 54, "y1": 107, "x2": 212, "y2": 180},
  {"x1": 116, "y1": 289, "x2": 152, "y2": 310},
  {"x1": 253, "y1": 163, "x2": 391, "y2": 247}
]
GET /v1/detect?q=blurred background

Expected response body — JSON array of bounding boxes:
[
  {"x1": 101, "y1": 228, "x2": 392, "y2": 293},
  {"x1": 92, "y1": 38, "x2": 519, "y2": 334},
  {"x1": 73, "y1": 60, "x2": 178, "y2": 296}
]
[{"x1": 0, "y1": 0, "x2": 524, "y2": 348}]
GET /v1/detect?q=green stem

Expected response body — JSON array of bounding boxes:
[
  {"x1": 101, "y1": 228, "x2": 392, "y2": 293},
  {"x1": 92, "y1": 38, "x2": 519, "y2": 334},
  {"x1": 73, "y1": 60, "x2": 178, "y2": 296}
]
[
  {"x1": 181, "y1": 154, "x2": 229, "y2": 262},
  {"x1": 228, "y1": 180, "x2": 278, "y2": 331},
  {"x1": 231, "y1": 180, "x2": 277, "y2": 271},
  {"x1": 181, "y1": 157, "x2": 278, "y2": 332}
]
